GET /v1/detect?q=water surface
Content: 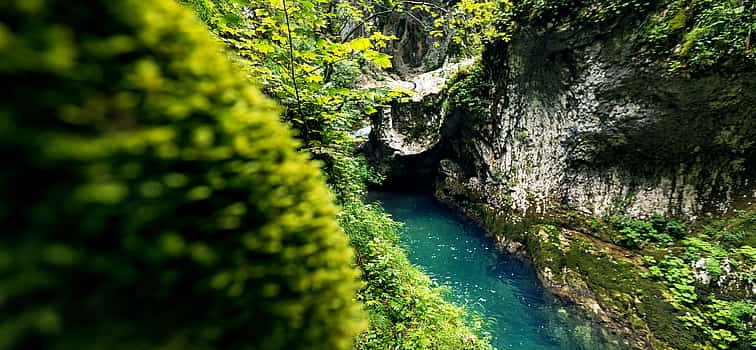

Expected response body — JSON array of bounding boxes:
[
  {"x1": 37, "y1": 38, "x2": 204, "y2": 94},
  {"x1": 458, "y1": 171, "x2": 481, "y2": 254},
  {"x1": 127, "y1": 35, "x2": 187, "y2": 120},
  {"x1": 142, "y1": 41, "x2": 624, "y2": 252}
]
[{"x1": 369, "y1": 191, "x2": 627, "y2": 350}]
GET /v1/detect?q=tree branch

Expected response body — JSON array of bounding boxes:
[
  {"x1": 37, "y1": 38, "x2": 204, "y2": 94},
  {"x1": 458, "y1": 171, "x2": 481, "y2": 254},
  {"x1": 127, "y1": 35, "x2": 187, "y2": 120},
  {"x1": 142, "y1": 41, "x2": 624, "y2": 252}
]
[{"x1": 341, "y1": 0, "x2": 447, "y2": 43}]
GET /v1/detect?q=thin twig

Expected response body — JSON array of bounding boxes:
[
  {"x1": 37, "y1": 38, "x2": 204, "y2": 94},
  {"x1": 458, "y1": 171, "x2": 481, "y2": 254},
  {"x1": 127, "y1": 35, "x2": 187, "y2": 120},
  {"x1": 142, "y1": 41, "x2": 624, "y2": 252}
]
[
  {"x1": 341, "y1": 0, "x2": 447, "y2": 43},
  {"x1": 281, "y1": 0, "x2": 309, "y2": 143},
  {"x1": 341, "y1": 7, "x2": 398, "y2": 43},
  {"x1": 400, "y1": 1, "x2": 448, "y2": 13}
]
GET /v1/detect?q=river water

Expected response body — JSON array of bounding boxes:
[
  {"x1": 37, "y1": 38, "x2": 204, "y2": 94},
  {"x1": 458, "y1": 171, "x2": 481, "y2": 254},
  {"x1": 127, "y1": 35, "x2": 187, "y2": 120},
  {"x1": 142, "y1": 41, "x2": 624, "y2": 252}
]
[{"x1": 369, "y1": 191, "x2": 628, "y2": 350}]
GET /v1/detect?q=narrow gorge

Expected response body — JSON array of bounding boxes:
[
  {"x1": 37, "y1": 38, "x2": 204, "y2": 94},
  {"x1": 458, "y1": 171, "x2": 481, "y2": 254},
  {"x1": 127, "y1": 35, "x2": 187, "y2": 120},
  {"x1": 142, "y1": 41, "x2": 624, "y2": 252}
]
[
  {"x1": 3, "y1": 1, "x2": 753, "y2": 350},
  {"x1": 366, "y1": 1, "x2": 755, "y2": 349}
]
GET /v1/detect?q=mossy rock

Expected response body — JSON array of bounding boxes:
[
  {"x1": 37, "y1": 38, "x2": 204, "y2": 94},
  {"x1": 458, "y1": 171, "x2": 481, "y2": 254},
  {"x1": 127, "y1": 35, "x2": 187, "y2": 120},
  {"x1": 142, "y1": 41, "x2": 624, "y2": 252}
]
[{"x1": 0, "y1": 1, "x2": 365, "y2": 349}]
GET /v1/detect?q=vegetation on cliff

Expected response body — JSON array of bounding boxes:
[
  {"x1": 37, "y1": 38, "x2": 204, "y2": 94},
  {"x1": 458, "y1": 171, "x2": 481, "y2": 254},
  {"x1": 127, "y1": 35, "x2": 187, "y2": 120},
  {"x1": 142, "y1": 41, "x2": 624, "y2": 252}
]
[
  {"x1": 514, "y1": 0, "x2": 755, "y2": 74},
  {"x1": 581, "y1": 211, "x2": 756, "y2": 349}
]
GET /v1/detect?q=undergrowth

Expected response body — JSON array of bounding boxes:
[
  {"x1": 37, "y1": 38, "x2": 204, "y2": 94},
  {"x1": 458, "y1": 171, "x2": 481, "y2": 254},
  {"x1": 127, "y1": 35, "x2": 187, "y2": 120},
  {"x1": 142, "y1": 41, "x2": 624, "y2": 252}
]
[{"x1": 581, "y1": 209, "x2": 756, "y2": 349}]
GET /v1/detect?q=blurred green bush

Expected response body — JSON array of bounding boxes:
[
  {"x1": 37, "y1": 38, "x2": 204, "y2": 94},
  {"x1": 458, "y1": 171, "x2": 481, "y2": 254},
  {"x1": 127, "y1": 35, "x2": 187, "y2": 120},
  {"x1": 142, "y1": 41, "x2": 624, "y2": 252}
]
[{"x1": 0, "y1": 0, "x2": 365, "y2": 349}]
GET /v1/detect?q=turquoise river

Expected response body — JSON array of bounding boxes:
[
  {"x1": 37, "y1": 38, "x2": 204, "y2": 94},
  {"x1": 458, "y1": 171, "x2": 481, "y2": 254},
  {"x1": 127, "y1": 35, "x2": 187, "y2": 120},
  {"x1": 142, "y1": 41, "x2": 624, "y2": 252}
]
[{"x1": 369, "y1": 191, "x2": 628, "y2": 350}]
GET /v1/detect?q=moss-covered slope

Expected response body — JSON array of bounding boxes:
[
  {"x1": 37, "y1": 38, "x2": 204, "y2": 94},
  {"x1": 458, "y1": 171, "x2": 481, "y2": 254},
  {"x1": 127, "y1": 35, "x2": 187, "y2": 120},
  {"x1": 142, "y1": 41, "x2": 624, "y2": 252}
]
[{"x1": 0, "y1": 1, "x2": 365, "y2": 349}]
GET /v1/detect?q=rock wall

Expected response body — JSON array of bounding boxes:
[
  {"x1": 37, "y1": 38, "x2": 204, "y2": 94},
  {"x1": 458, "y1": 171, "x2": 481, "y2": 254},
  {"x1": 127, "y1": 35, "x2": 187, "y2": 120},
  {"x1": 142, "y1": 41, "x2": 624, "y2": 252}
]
[
  {"x1": 364, "y1": 59, "x2": 475, "y2": 187},
  {"x1": 373, "y1": 19, "x2": 755, "y2": 220}
]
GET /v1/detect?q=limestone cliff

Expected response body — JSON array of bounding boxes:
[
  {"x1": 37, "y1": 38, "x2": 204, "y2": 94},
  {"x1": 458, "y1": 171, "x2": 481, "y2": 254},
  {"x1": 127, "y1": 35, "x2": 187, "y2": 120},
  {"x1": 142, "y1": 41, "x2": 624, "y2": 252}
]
[
  {"x1": 374, "y1": 23, "x2": 755, "y2": 219},
  {"x1": 367, "y1": 2, "x2": 756, "y2": 349}
]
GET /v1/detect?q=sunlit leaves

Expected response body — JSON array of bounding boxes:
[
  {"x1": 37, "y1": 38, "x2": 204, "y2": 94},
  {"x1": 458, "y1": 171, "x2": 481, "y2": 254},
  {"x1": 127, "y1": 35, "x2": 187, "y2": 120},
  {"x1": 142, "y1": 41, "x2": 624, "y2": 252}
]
[
  {"x1": 364, "y1": 50, "x2": 393, "y2": 68},
  {"x1": 347, "y1": 37, "x2": 372, "y2": 51},
  {"x1": 449, "y1": 0, "x2": 511, "y2": 49},
  {"x1": 184, "y1": 0, "x2": 513, "y2": 150},
  {"x1": 183, "y1": 0, "x2": 416, "y2": 148}
]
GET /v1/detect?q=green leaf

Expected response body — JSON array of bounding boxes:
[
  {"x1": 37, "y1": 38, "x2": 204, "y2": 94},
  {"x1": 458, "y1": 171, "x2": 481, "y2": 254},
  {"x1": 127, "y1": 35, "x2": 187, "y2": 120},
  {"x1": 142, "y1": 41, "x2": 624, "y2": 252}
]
[
  {"x1": 364, "y1": 50, "x2": 392, "y2": 68},
  {"x1": 348, "y1": 37, "x2": 372, "y2": 51}
]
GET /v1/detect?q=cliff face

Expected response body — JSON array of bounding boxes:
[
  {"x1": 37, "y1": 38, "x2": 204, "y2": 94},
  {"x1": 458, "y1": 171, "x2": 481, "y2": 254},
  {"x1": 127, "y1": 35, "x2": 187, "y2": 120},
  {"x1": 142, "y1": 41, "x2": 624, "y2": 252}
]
[
  {"x1": 434, "y1": 25, "x2": 754, "y2": 220},
  {"x1": 370, "y1": 17, "x2": 755, "y2": 215},
  {"x1": 368, "y1": 5, "x2": 755, "y2": 349}
]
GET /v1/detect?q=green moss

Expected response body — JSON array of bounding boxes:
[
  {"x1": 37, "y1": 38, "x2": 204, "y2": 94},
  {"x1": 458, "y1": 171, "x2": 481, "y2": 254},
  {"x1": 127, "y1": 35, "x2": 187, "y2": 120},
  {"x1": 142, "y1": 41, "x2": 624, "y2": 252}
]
[
  {"x1": 558, "y1": 207, "x2": 756, "y2": 349},
  {"x1": 444, "y1": 62, "x2": 494, "y2": 121},
  {"x1": 667, "y1": 0, "x2": 692, "y2": 31},
  {"x1": 477, "y1": 208, "x2": 712, "y2": 349},
  {"x1": 0, "y1": 1, "x2": 365, "y2": 349},
  {"x1": 680, "y1": 26, "x2": 704, "y2": 56},
  {"x1": 560, "y1": 240, "x2": 702, "y2": 348}
]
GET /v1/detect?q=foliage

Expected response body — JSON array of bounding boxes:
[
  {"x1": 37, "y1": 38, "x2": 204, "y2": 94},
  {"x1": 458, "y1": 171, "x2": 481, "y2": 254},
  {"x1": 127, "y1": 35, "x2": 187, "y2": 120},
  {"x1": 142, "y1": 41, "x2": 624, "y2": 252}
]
[
  {"x1": 550, "y1": 206, "x2": 756, "y2": 349},
  {"x1": 652, "y1": 215, "x2": 688, "y2": 238},
  {"x1": 435, "y1": 0, "x2": 512, "y2": 51},
  {"x1": 640, "y1": 208, "x2": 756, "y2": 348},
  {"x1": 182, "y1": 0, "x2": 510, "y2": 152},
  {"x1": 679, "y1": 298, "x2": 756, "y2": 349},
  {"x1": 444, "y1": 62, "x2": 495, "y2": 120},
  {"x1": 680, "y1": 236, "x2": 726, "y2": 260},
  {"x1": 611, "y1": 215, "x2": 674, "y2": 249},
  {"x1": 702, "y1": 209, "x2": 756, "y2": 248},
  {"x1": 645, "y1": 257, "x2": 698, "y2": 304},
  {"x1": 523, "y1": 223, "x2": 699, "y2": 349},
  {"x1": 328, "y1": 154, "x2": 491, "y2": 349},
  {"x1": 643, "y1": 0, "x2": 756, "y2": 73},
  {"x1": 0, "y1": 0, "x2": 366, "y2": 349},
  {"x1": 182, "y1": 0, "x2": 406, "y2": 148},
  {"x1": 326, "y1": 153, "x2": 386, "y2": 201},
  {"x1": 182, "y1": 1, "x2": 504, "y2": 348},
  {"x1": 513, "y1": 0, "x2": 755, "y2": 74},
  {"x1": 735, "y1": 245, "x2": 756, "y2": 263}
]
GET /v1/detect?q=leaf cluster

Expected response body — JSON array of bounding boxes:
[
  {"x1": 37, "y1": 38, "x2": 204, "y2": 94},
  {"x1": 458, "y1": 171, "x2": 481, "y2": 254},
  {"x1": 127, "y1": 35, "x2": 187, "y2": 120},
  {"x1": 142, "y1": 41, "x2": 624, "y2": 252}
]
[
  {"x1": 611, "y1": 215, "x2": 680, "y2": 249},
  {"x1": 184, "y1": 0, "x2": 403, "y2": 147},
  {"x1": 637, "y1": 209, "x2": 756, "y2": 349},
  {"x1": 643, "y1": 0, "x2": 755, "y2": 74}
]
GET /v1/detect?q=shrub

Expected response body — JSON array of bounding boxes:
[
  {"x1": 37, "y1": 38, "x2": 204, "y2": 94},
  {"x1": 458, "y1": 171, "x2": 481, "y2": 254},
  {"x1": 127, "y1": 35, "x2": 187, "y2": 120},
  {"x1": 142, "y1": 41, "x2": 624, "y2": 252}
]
[
  {"x1": 0, "y1": 1, "x2": 365, "y2": 349},
  {"x1": 665, "y1": 219, "x2": 688, "y2": 238},
  {"x1": 613, "y1": 216, "x2": 672, "y2": 248},
  {"x1": 651, "y1": 215, "x2": 688, "y2": 239},
  {"x1": 645, "y1": 257, "x2": 697, "y2": 304}
]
